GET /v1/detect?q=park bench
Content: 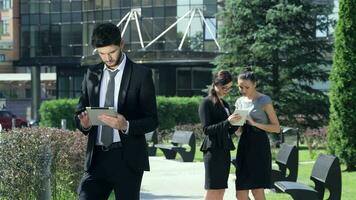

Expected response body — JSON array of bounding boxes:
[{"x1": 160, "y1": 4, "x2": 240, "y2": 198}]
[
  {"x1": 155, "y1": 130, "x2": 196, "y2": 162},
  {"x1": 275, "y1": 154, "x2": 341, "y2": 200},
  {"x1": 145, "y1": 130, "x2": 158, "y2": 156},
  {"x1": 271, "y1": 143, "x2": 298, "y2": 191},
  {"x1": 231, "y1": 157, "x2": 237, "y2": 167}
]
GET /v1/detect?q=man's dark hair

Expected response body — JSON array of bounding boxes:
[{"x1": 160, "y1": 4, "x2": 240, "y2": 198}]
[{"x1": 91, "y1": 23, "x2": 122, "y2": 48}]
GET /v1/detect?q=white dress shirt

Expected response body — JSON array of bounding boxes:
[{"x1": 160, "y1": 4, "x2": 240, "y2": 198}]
[{"x1": 96, "y1": 53, "x2": 128, "y2": 145}]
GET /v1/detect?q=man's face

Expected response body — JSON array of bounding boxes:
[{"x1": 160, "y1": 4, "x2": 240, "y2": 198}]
[{"x1": 96, "y1": 44, "x2": 122, "y2": 69}]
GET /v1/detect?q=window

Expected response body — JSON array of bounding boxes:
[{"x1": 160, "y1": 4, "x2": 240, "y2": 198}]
[
  {"x1": 132, "y1": 0, "x2": 141, "y2": 7},
  {"x1": 29, "y1": 2, "x2": 39, "y2": 13},
  {"x1": 142, "y1": 0, "x2": 152, "y2": 6},
  {"x1": 0, "y1": 0, "x2": 12, "y2": 10},
  {"x1": 192, "y1": 69, "x2": 211, "y2": 89},
  {"x1": 0, "y1": 19, "x2": 9, "y2": 35},
  {"x1": 153, "y1": 0, "x2": 164, "y2": 6},
  {"x1": 176, "y1": 68, "x2": 212, "y2": 96},
  {"x1": 30, "y1": 14, "x2": 40, "y2": 25},
  {"x1": 177, "y1": 69, "x2": 191, "y2": 90},
  {"x1": 20, "y1": 2, "x2": 28, "y2": 13},
  {"x1": 0, "y1": 54, "x2": 5, "y2": 62},
  {"x1": 204, "y1": 18, "x2": 216, "y2": 40},
  {"x1": 72, "y1": 1, "x2": 82, "y2": 11},
  {"x1": 40, "y1": 2, "x2": 49, "y2": 13},
  {"x1": 50, "y1": 1, "x2": 60, "y2": 12}
]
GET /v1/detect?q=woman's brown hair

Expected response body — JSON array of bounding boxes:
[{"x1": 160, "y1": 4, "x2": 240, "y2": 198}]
[{"x1": 209, "y1": 70, "x2": 233, "y2": 104}]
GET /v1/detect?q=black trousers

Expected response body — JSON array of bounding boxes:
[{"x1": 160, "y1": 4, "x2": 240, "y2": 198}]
[{"x1": 78, "y1": 147, "x2": 144, "y2": 200}]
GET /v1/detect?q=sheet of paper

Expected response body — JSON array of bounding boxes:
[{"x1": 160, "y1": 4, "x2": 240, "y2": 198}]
[{"x1": 231, "y1": 109, "x2": 249, "y2": 126}]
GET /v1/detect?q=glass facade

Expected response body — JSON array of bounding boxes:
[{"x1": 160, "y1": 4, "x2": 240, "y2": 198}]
[
  {"x1": 20, "y1": 0, "x2": 218, "y2": 58},
  {"x1": 0, "y1": 0, "x2": 12, "y2": 10},
  {"x1": 19, "y1": 0, "x2": 219, "y2": 97}
]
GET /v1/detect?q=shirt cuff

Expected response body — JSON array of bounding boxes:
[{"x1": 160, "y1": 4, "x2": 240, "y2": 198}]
[{"x1": 122, "y1": 120, "x2": 129, "y2": 134}]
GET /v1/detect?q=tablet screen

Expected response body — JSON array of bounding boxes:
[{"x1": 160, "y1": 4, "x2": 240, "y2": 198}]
[{"x1": 86, "y1": 107, "x2": 117, "y2": 126}]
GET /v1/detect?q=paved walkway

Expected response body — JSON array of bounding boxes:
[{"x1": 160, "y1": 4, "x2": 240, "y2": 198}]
[{"x1": 140, "y1": 157, "x2": 237, "y2": 200}]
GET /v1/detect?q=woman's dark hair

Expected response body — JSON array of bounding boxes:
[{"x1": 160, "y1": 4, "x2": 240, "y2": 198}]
[
  {"x1": 91, "y1": 23, "x2": 122, "y2": 48},
  {"x1": 238, "y1": 66, "x2": 257, "y2": 83},
  {"x1": 209, "y1": 70, "x2": 233, "y2": 104}
]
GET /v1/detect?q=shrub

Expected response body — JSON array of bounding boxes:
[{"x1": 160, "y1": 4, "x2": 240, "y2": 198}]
[
  {"x1": 0, "y1": 127, "x2": 86, "y2": 199},
  {"x1": 39, "y1": 99, "x2": 78, "y2": 130},
  {"x1": 156, "y1": 96, "x2": 202, "y2": 130},
  {"x1": 328, "y1": 0, "x2": 356, "y2": 171}
]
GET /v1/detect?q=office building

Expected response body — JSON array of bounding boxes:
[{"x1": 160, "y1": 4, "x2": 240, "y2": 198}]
[{"x1": 18, "y1": 0, "x2": 224, "y2": 98}]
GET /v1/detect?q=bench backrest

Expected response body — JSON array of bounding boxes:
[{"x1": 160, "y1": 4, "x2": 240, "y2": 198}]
[
  {"x1": 275, "y1": 143, "x2": 298, "y2": 181},
  {"x1": 310, "y1": 154, "x2": 341, "y2": 200},
  {"x1": 145, "y1": 130, "x2": 158, "y2": 144},
  {"x1": 276, "y1": 144, "x2": 297, "y2": 164},
  {"x1": 171, "y1": 130, "x2": 195, "y2": 147}
]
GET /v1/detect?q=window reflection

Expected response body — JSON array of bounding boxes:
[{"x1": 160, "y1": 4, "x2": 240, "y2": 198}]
[{"x1": 20, "y1": 0, "x2": 218, "y2": 57}]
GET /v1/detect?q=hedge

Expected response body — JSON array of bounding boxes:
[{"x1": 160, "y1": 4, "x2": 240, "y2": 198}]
[
  {"x1": 39, "y1": 99, "x2": 78, "y2": 130},
  {"x1": 0, "y1": 127, "x2": 86, "y2": 199},
  {"x1": 39, "y1": 96, "x2": 203, "y2": 131}
]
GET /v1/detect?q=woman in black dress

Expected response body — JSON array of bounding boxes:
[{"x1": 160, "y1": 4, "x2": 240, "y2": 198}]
[
  {"x1": 199, "y1": 70, "x2": 241, "y2": 200},
  {"x1": 234, "y1": 67, "x2": 280, "y2": 200}
]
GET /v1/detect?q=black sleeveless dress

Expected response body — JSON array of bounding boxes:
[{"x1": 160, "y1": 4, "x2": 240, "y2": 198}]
[{"x1": 235, "y1": 124, "x2": 272, "y2": 190}]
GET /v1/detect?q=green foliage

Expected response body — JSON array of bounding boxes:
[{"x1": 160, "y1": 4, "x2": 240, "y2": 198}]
[
  {"x1": 156, "y1": 96, "x2": 202, "y2": 130},
  {"x1": 39, "y1": 99, "x2": 78, "y2": 130},
  {"x1": 328, "y1": 0, "x2": 356, "y2": 171},
  {"x1": 39, "y1": 97, "x2": 202, "y2": 131},
  {"x1": 177, "y1": 31, "x2": 204, "y2": 51},
  {"x1": 214, "y1": 0, "x2": 333, "y2": 130},
  {"x1": 0, "y1": 127, "x2": 86, "y2": 199}
]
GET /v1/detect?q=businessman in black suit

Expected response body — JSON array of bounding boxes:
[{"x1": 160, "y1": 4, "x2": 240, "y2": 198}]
[{"x1": 75, "y1": 23, "x2": 158, "y2": 200}]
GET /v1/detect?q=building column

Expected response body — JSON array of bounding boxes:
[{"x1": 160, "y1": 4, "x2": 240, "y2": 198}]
[{"x1": 31, "y1": 66, "x2": 41, "y2": 121}]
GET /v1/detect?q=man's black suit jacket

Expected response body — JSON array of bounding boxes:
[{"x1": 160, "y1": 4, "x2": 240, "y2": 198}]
[{"x1": 75, "y1": 58, "x2": 158, "y2": 173}]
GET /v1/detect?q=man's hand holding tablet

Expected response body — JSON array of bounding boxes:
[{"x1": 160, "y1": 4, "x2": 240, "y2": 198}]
[{"x1": 86, "y1": 107, "x2": 118, "y2": 126}]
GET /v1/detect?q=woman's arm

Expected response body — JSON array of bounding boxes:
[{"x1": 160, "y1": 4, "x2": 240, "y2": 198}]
[
  {"x1": 199, "y1": 99, "x2": 231, "y2": 136},
  {"x1": 248, "y1": 103, "x2": 280, "y2": 133}
]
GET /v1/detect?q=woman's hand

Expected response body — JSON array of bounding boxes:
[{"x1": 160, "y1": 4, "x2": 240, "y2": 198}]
[{"x1": 228, "y1": 113, "x2": 242, "y2": 125}]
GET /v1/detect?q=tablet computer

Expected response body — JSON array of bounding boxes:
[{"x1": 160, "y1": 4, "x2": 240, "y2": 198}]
[
  {"x1": 86, "y1": 107, "x2": 117, "y2": 126},
  {"x1": 231, "y1": 109, "x2": 249, "y2": 126}
]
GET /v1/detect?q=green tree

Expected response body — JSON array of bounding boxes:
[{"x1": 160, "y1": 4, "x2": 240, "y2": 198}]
[
  {"x1": 328, "y1": 0, "x2": 356, "y2": 171},
  {"x1": 214, "y1": 0, "x2": 333, "y2": 130}
]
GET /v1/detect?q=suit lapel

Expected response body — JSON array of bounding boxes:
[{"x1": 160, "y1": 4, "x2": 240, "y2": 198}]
[
  {"x1": 218, "y1": 100, "x2": 229, "y2": 118},
  {"x1": 88, "y1": 63, "x2": 103, "y2": 107},
  {"x1": 118, "y1": 58, "x2": 132, "y2": 112}
]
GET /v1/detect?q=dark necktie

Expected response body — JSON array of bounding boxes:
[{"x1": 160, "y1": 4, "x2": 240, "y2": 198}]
[{"x1": 101, "y1": 69, "x2": 119, "y2": 147}]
